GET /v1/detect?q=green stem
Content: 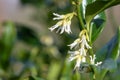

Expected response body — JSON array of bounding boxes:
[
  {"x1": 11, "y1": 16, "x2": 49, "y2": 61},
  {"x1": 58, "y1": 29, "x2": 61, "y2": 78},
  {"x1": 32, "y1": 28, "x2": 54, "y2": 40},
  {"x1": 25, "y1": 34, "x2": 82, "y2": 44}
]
[{"x1": 76, "y1": 0, "x2": 85, "y2": 30}]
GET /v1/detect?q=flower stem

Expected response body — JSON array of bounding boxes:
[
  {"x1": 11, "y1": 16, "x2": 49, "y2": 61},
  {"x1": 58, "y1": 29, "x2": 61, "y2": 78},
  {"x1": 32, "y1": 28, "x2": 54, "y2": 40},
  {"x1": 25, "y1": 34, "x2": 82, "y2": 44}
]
[{"x1": 76, "y1": 0, "x2": 85, "y2": 30}]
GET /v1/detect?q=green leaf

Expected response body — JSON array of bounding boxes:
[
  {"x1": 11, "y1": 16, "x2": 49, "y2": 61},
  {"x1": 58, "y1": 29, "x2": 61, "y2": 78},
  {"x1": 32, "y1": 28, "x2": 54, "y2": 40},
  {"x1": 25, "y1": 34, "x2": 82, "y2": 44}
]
[
  {"x1": 93, "y1": 27, "x2": 120, "y2": 79},
  {"x1": 90, "y1": 12, "x2": 106, "y2": 42},
  {"x1": 85, "y1": 0, "x2": 120, "y2": 26},
  {"x1": 0, "y1": 22, "x2": 17, "y2": 69},
  {"x1": 81, "y1": 0, "x2": 93, "y2": 18},
  {"x1": 2, "y1": 22, "x2": 16, "y2": 46},
  {"x1": 95, "y1": 27, "x2": 120, "y2": 62},
  {"x1": 47, "y1": 61, "x2": 62, "y2": 80}
]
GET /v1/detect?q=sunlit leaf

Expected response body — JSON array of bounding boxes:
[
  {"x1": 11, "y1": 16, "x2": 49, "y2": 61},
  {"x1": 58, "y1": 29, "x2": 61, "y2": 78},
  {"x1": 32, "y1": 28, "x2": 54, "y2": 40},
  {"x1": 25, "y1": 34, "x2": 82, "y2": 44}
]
[{"x1": 81, "y1": 0, "x2": 93, "y2": 18}]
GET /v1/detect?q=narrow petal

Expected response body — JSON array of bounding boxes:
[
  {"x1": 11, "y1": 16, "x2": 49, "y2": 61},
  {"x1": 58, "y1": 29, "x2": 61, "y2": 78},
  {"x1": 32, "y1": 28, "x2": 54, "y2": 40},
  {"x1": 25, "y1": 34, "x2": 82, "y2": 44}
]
[
  {"x1": 95, "y1": 62, "x2": 102, "y2": 66},
  {"x1": 53, "y1": 16, "x2": 65, "y2": 20},
  {"x1": 56, "y1": 27, "x2": 62, "y2": 33},
  {"x1": 74, "y1": 57, "x2": 81, "y2": 69},
  {"x1": 68, "y1": 38, "x2": 80, "y2": 49},
  {"x1": 60, "y1": 26, "x2": 65, "y2": 34},
  {"x1": 69, "y1": 56, "x2": 78, "y2": 61},
  {"x1": 49, "y1": 25, "x2": 59, "y2": 31},
  {"x1": 68, "y1": 42, "x2": 78, "y2": 49},
  {"x1": 80, "y1": 48, "x2": 86, "y2": 56},
  {"x1": 65, "y1": 21, "x2": 72, "y2": 34},
  {"x1": 53, "y1": 13, "x2": 61, "y2": 17}
]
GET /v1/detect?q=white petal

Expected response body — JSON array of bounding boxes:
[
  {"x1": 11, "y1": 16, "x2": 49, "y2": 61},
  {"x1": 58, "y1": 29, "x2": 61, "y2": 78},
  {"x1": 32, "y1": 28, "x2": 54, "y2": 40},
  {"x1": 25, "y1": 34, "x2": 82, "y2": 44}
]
[
  {"x1": 82, "y1": 57, "x2": 86, "y2": 62},
  {"x1": 80, "y1": 48, "x2": 86, "y2": 56},
  {"x1": 60, "y1": 26, "x2": 65, "y2": 34},
  {"x1": 68, "y1": 42, "x2": 78, "y2": 49},
  {"x1": 68, "y1": 39, "x2": 80, "y2": 49},
  {"x1": 90, "y1": 55, "x2": 96, "y2": 65},
  {"x1": 53, "y1": 16, "x2": 64, "y2": 20},
  {"x1": 74, "y1": 58, "x2": 81, "y2": 69},
  {"x1": 69, "y1": 56, "x2": 78, "y2": 61},
  {"x1": 49, "y1": 25, "x2": 59, "y2": 31},
  {"x1": 53, "y1": 13, "x2": 65, "y2": 20},
  {"x1": 56, "y1": 27, "x2": 62, "y2": 33},
  {"x1": 81, "y1": 35, "x2": 91, "y2": 49},
  {"x1": 65, "y1": 21, "x2": 72, "y2": 34},
  {"x1": 68, "y1": 51, "x2": 79, "y2": 56},
  {"x1": 95, "y1": 62, "x2": 102, "y2": 66},
  {"x1": 53, "y1": 13, "x2": 61, "y2": 17}
]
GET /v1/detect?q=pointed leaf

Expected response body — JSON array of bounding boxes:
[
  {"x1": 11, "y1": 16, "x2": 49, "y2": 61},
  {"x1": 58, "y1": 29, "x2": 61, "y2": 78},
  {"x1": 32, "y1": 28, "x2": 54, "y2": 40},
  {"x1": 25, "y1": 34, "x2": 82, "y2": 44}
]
[
  {"x1": 90, "y1": 12, "x2": 106, "y2": 42},
  {"x1": 0, "y1": 22, "x2": 17, "y2": 69}
]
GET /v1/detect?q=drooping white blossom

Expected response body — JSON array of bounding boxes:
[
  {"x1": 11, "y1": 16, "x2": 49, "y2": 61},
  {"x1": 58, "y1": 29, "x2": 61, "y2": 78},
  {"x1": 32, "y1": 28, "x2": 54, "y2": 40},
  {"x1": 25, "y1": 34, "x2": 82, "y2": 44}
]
[
  {"x1": 68, "y1": 39, "x2": 81, "y2": 49},
  {"x1": 49, "y1": 12, "x2": 75, "y2": 34},
  {"x1": 68, "y1": 33, "x2": 91, "y2": 50},
  {"x1": 68, "y1": 29, "x2": 92, "y2": 70},
  {"x1": 80, "y1": 35, "x2": 91, "y2": 49},
  {"x1": 68, "y1": 50, "x2": 86, "y2": 69}
]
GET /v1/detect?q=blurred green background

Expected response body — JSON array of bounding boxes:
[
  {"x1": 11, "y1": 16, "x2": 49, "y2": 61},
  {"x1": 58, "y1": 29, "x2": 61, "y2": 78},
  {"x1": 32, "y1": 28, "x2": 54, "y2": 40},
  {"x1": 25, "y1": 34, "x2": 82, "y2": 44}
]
[{"x1": 0, "y1": 0, "x2": 120, "y2": 80}]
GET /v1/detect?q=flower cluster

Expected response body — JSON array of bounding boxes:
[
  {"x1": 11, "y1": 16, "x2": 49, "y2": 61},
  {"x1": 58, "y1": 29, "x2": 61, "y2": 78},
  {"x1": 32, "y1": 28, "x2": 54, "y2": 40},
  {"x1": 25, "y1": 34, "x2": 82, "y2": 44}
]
[
  {"x1": 49, "y1": 12, "x2": 102, "y2": 72},
  {"x1": 49, "y1": 12, "x2": 75, "y2": 34},
  {"x1": 68, "y1": 30, "x2": 91, "y2": 70}
]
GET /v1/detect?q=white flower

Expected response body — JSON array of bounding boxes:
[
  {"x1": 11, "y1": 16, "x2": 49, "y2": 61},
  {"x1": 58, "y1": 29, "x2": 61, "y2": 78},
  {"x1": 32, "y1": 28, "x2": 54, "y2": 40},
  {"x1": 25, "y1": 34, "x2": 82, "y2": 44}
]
[
  {"x1": 68, "y1": 34, "x2": 91, "y2": 50},
  {"x1": 49, "y1": 12, "x2": 75, "y2": 34},
  {"x1": 79, "y1": 47, "x2": 86, "y2": 56},
  {"x1": 68, "y1": 50, "x2": 86, "y2": 69},
  {"x1": 80, "y1": 35, "x2": 91, "y2": 49},
  {"x1": 68, "y1": 51, "x2": 80, "y2": 61},
  {"x1": 90, "y1": 54, "x2": 102, "y2": 66},
  {"x1": 67, "y1": 29, "x2": 92, "y2": 70},
  {"x1": 74, "y1": 56, "x2": 86, "y2": 70},
  {"x1": 68, "y1": 39, "x2": 81, "y2": 49}
]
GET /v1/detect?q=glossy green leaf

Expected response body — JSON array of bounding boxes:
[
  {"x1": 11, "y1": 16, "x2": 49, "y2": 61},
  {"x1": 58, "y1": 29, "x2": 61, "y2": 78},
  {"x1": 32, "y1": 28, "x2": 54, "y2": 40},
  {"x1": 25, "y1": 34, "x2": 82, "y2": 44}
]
[
  {"x1": 81, "y1": 0, "x2": 93, "y2": 18},
  {"x1": 90, "y1": 12, "x2": 106, "y2": 42},
  {"x1": 93, "y1": 27, "x2": 120, "y2": 80},
  {"x1": 85, "y1": 0, "x2": 120, "y2": 26}
]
